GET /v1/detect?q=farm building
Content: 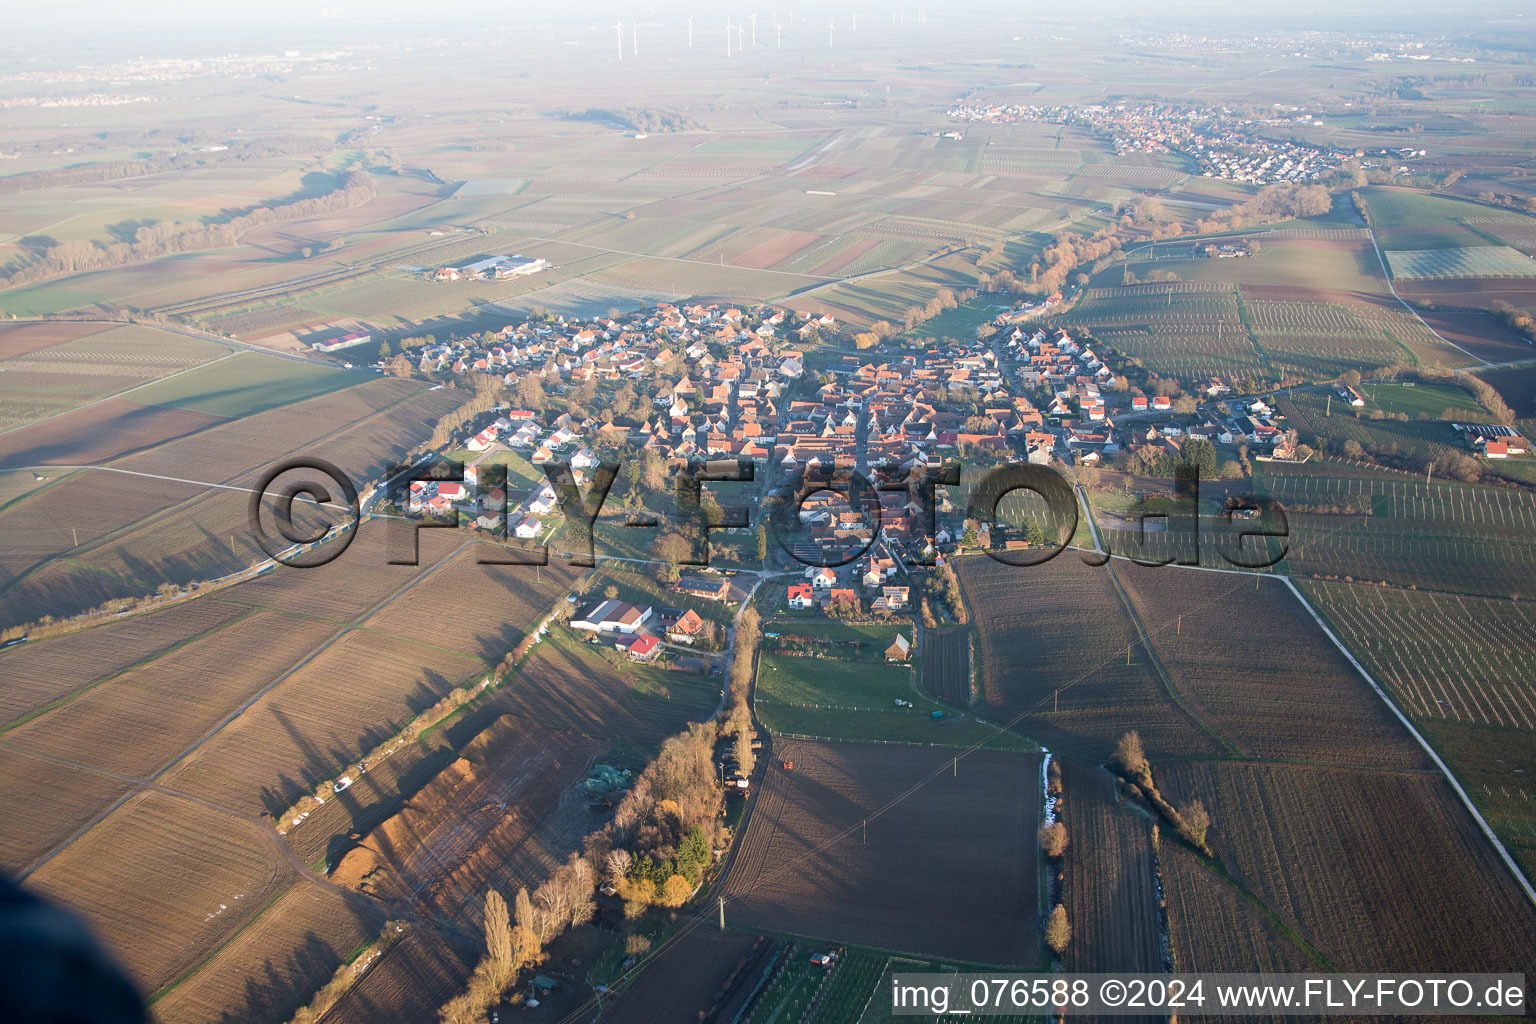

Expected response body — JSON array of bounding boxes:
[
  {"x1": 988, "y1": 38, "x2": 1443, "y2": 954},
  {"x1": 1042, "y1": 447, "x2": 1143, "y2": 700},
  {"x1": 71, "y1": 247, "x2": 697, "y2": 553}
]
[
  {"x1": 885, "y1": 633, "x2": 912, "y2": 662},
  {"x1": 310, "y1": 331, "x2": 372, "y2": 353},
  {"x1": 675, "y1": 574, "x2": 730, "y2": 602},
  {"x1": 1335, "y1": 385, "x2": 1366, "y2": 407},
  {"x1": 437, "y1": 254, "x2": 549, "y2": 280},
  {"x1": 571, "y1": 600, "x2": 654, "y2": 634},
  {"x1": 1455, "y1": 424, "x2": 1528, "y2": 457}
]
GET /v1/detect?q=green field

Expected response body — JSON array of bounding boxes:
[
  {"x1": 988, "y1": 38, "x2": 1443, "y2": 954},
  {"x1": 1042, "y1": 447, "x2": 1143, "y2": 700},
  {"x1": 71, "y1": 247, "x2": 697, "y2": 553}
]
[
  {"x1": 1358, "y1": 382, "x2": 1485, "y2": 419},
  {"x1": 757, "y1": 653, "x2": 915, "y2": 709},
  {"x1": 129, "y1": 352, "x2": 362, "y2": 417},
  {"x1": 755, "y1": 703, "x2": 1035, "y2": 751},
  {"x1": 1108, "y1": 241, "x2": 1384, "y2": 291},
  {"x1": 739, "y1": 945, "x2": 1043, "y2": 1024},
  {"x1": 0, "y1": 325, "x2": 230, "y2": 427},
  {"x1": 1276, "y1": 391, "x2": 1464, "y2": 464},
  {"x1": 1360, "y1": 188, "x2": 1517, "y2": 251},
  {"x1": 904, "y1": 298, "x2": 1003, "y2": 341},
  {"x1": 754, "y1": 649, "x2": 1032, "y2": 751}
]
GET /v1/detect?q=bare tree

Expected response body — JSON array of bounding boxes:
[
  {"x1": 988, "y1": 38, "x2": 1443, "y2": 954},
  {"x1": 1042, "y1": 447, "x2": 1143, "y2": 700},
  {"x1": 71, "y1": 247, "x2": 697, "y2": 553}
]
[
  {"x1": 483, "y1": 889, "x2": 515, "y2": 989},
  {"x1": 1044, "y1": 904, "x2": 1072, "y2": 955},
  {"x1": 564, "y1": 854, "x2": 596, "y2": 927},
  {"x1": 1178, "y1": 798, "x2": 1212, "y2": 849},
  {"x1": 734, "y1": 727, "x2": 756, "y2": 777},
  {"x1": 1112, "y1": 730, "x2": 1149, "y2": 778},
  {"x1": 1039, "y1": 821, "x2": 1069, "y2": 859},
  {"x1": 605, "y1": 848, "x2": 633, "y2": 885},
  {"x1": 514, "y1": 886, "x2": 538, "y2": 951},
  {"x1": 534, "y1": 878, "x2": 571, "y2": 941}
]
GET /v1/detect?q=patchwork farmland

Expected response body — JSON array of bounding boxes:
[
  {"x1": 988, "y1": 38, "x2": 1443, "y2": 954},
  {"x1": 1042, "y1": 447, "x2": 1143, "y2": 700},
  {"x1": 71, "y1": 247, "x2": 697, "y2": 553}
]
[{"x1": 4, "y1": 13, "x2": 1536, "y2": 1023}]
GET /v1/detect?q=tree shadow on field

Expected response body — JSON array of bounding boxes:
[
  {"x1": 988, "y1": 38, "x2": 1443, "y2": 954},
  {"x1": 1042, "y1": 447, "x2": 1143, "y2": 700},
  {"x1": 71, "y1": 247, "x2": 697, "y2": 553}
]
[
  {"x1": 106, "y1": 218, "x2": 158, "y2": 244},
  {"x1": 317, "y1": 926, "x2": 476, "y2": 1024},
  {"x1": 226, "y1": 928, "x2": 357, "y2": 1024},
  {"x1": 1352, "y1": 243, "x2": 1386, "y2": 283},
  {"x1": 732, "y1": 756, "x2": 880, "y2": 921}
]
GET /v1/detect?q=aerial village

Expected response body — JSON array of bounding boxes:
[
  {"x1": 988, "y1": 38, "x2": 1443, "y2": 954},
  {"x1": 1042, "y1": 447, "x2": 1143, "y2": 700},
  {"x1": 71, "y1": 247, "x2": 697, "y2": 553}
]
[{"x1": 366, "y1": 294, "x2": 1307, "y2": 664}]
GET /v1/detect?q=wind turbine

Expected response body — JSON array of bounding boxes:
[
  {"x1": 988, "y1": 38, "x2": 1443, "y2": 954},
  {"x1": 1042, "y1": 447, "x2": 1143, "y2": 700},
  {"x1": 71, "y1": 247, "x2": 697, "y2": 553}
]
[
  {"x1": 737, "y1": 22, "x2": 746, "y2": 53},
  {"x1": 687, "y1": 13, "x2": 694, "y2": 48},
  {"x1": 827, "y1": 16, "x2": 835, "y2": 48},
  {"x1": 851, "y1": 12, "x2": 856, "y2": 31},
  {"x1": 726, "y1": 17, "x2": 732, "y2": 57},
  {"x1": 632, "y1": 16, "x2": 638, "y2": 56},
  {"x1": 774, "y1": 14, "x2": 782, "y2": 47},
  {"x1": 615, "y1": 16, "x2": 624, "y2": 60},
  {"x1": 750, "y1": 12, "x2": 758, "y2": 48}
]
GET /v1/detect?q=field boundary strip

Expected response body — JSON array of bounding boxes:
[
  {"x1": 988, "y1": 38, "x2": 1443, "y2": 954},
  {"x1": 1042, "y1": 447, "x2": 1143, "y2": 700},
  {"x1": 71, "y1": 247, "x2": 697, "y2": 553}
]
[
  {"x1": 768, "y1": 729, "x2": 1019, "y2": 751},
  {"x1": 1280, "y1": 575, "x2": 1536, "y2": 908}
]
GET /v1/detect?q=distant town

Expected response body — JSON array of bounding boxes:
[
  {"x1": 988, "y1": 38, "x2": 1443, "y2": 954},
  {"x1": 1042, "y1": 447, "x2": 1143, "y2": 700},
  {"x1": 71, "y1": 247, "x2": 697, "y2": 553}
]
[{"x1": 945, "y1": 101, "x2": 1422, "y2": 185}]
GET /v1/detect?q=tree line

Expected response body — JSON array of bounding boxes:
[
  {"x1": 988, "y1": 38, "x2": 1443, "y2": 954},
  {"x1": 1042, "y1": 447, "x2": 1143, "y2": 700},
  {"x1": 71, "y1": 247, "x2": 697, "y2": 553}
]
[
  {"x1": 438, "y1": 605, "x2": 762, "y2": 1022},
  {"x1": 0, "y1": 134, "x2": 327, "y2": 197},
  {"x1": 1, "y1": 170, "x2": 375, "y2": 286},
  {"x1": 437, "y1": 719, "x2": 728, "y2": 1023}
]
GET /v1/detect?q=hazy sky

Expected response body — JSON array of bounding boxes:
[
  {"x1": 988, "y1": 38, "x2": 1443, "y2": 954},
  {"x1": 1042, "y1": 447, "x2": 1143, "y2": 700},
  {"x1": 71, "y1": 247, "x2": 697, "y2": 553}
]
[
  {"x1": 18, "y1": 0, "x2": 1531, "y2": 33},
  {"x1": 4, "y1": 0, "x2": 1527, "y2": 61}
]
